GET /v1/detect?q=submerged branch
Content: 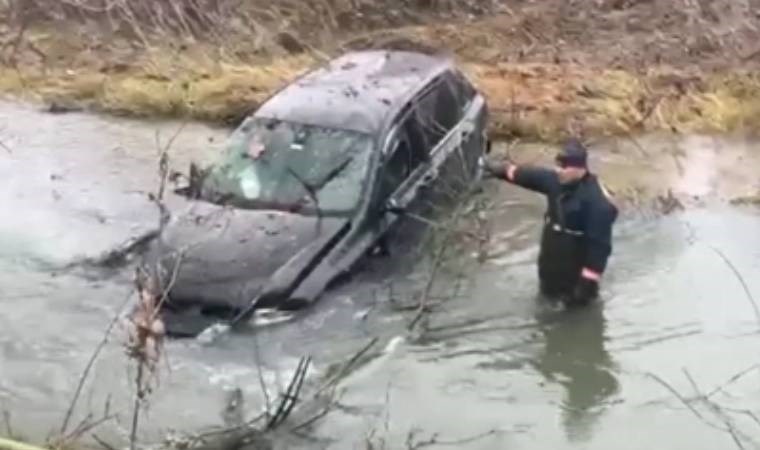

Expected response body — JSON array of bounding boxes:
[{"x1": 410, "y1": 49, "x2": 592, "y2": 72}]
[
  {"x1": 0, "y1": 138, "x2": 11, "y2": 154},
  {"x1": 406, "y1": 428, "x2": 502, "y2": 449},
  {"x1": 266, "y1": 355, "x2": 312, "y2": 430},
  {"x1": 647, "y1": 372, "x2": 707, "y2": 421},
  {"x1": 705, "y1": 364, "x2": 760, "y2": 399},
  {"x1": 648, "y1": 369, "x2": 756, "y2": 449},
  {"x1": 705, "y1": 243, "x2": 760, "y2": 326}
]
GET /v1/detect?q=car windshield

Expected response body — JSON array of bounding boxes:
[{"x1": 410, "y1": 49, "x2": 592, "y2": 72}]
[{"x1": 199, "y1": 117, "x2": 375, "y2": 216}]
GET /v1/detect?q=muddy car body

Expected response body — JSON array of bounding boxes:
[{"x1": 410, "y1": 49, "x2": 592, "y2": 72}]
[{"x1": 146, "y1": 49, "x2": 490, "y2": 337}]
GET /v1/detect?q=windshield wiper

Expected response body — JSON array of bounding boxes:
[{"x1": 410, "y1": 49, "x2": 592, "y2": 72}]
[
  {"x1": 314, "y1": 155, "x2": 355, "y2": 192},
  {"x1": 286, "y1": 155, "x2": 354, "y2": 206},
  {"x1": 284, "y1": 155, "x2": 354, "y2": 228}
]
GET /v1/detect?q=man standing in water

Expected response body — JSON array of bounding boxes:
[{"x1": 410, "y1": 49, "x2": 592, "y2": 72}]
[{"x1": 483, "y1": 138, "x2": 618, "y2": 307}]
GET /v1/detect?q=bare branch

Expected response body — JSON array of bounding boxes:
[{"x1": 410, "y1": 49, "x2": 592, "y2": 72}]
[
  {"x1": 60, "y1": 290, "x2": 134, "y2": 436},
  {"x1": 251, "y1": 318, "x2": 273, "y2": 421},
  {"x1": 266, "y1": 355, "x2": 311, "y2": 430},
  {"x1": 705, "y1": 243, "x2": 760, "y2": 325},
  {"x1": 706, "y1": 364, "x2": 760, "y2": 399},
  {"x1": 0, "y1": 138, "x2": 11, "y2": 154},
  {"x1": 646, "y1": 372, "x2": 706, "y2": 421},
  {"x1": 406, "y1": 428, "x2": 501, "y2": 449}
]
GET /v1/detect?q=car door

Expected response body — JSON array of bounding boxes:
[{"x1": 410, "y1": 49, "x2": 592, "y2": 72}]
[
  {"x1": 372, "y1": 72, "x2": 485, "y2": 249},
  {"x1": 369, "y1": 102, "x2": 433, "y2": 246},
  {"x1": 447, "y1": 68, "x2": 488, "y2": 182},
  {"x1": 412, "y1": 72, "x2": 478, "y2": 212}
]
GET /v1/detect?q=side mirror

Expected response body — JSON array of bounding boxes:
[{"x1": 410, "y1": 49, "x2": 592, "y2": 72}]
[
  {"x1": 173, "y1": 162, "x2": 209, "y2": 199},
  {"x1": 485, "y1": 138, "x2": 492, "y2": 154},
  {"x1": 384, "y1": 198, "x2": 406, "y2": 215}
]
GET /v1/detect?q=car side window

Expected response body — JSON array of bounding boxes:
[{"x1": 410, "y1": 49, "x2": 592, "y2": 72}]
[
  {"x1": 447, "y1": 69, "x2": 477, "y2": 112},
  {"x1": 400, "y1": 108, "x2": 428, "y2": 169},
  {"x1": 415, "y1": 78, "x2": 461, "y2": 153},
  {"x1": 377, "y1": 129, "x2": 413, "y2": 201}
]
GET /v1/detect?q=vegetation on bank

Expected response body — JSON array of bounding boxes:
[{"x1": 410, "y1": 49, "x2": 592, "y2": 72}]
[
  {"x1": 2, "y1": 1, "x2": 760, "y2": 141},
  {"x1": 5, "y1": 48, "x2": 760, "y2": 142}
]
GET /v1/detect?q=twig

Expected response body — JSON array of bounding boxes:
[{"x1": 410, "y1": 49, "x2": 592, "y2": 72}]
[
  {"x1": 312, "y1": 337, "x2": 379, "y2": 399},
  {"x1": 721, "y1": 407, "x2": 760, "y2": 428},
  {"x1": 382, "y1": 380, "x2": 392, "y2": 434},
  {"x1": 125, "y1": 266, "x2": 168, "y2": 450},
  {"x1": 186, "y1": 412, "x2": 267, "y2": 445},
  {"x1": 401, "y1": 210, "x2": 481, "y2": 241},
  {"x1": 407, "y1": 203, "x2": 463, "y2": 331},
  {"x1": 266, "y1": 356, "x2": 311, "y2": 430},
  {"x1": 282, "y1": 339, "x2": 382, "y2": 438},
  {"x1": 684, "y1": 367, "x2": 750, "y2": 450},
  {"x1": 705, "y1": 243, "x2": 760, "y2": 325},
  {"x1": 251, "y1": 316, "x2": 272, "y2": 420},
  {"x1": 646, "y1": 372, "x2": 706, "y2": 420},
  {"x1": 648, "y1": 370, "x2": 751, "y2": 449},
  {"x1": 289, "y1": 400, "x2": 335, "y2": 433},
  {"x1": 92, "y1": 433, "x2": 118, "y2": 450},
  {"x1": 706, "y1": 364, "x2": 760, "y2": 399},
  {"x1": 150, "y1": 247, "x2": 187, "y2": 320},
  {"x1": 58, "y1": 411, "x2": 120, "y2": 446},
  {"x1": 406, "y1": 428, "x2": 501, "y2": 449},
  {"x1": 154, "y1": 122, "x2": 186, "y2": 204},
  {"x1": 129, "y1": 363, "x2": 144, "y2": 450},
  {"x1": 60, "y1": 290, "x2": 134, "y2": 435},
  {"x1": 2, "y1": 410, "x2": 14, "y2": 438},
  {"x1": 0, "y1": 138, "x2": 11, "y2": 154}
]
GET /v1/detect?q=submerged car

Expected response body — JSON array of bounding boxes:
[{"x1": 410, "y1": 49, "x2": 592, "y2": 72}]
[{"x1": 144, "y1": 49, "x2": 491, "y2": 337}]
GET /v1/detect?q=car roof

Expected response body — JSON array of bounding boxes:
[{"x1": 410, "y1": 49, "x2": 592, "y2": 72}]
[{"x1": 252, "y1": 49, "x2": 452, "y2": 135}]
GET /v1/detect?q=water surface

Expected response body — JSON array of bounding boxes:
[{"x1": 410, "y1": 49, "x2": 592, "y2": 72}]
[{"x1": 1, "y1": 101, "x2": 760, "y2": 449}]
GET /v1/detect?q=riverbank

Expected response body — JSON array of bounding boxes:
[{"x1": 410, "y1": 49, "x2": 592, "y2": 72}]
[
  {"x1": 4, "y1": 2, "x2": 760, "y2": 141},
  {"x1": 6, "y1": 53, "x2": 760, "y2": 141}
]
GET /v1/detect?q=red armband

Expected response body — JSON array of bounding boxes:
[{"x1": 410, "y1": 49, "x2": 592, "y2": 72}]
[
  {"x1": 581, "y1": 267, "x2": 602, "y2": 282},
  {"x1": 506, "y1": 164, "x2": 517, "y2": 182}
]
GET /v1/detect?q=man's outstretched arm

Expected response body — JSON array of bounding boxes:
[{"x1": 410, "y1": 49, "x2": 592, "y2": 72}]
[{"x1": 483, "y1": 160, "x2": 558, "y2": 195}]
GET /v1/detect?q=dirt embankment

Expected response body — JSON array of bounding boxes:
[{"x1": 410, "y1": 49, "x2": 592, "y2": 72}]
[{"x1": 3, "y1": 0, "x2": 760, "y2": 141}]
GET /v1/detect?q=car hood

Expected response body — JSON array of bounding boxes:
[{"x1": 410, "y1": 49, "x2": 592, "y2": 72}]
[{"x1": 146, "y1": 201, "x2": 348, "y2": 312}]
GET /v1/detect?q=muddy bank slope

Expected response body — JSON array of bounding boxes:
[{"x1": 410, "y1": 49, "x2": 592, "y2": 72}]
[{"x1": 3, "y1": 1, "x2": 760, "y2": 140}]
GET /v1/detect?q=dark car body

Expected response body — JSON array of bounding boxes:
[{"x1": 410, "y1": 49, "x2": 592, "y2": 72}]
[{"x1": 145, "y1": 49, "x2": 490, "y2": 337}]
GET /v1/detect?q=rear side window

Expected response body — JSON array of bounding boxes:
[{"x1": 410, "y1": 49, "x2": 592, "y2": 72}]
[
  {"x1": 414, "y1": 78, "x2": 461, "y2": 153},
  {"x1": 377, "y1": 114, "x2": 427, "y2": 200},
  {"x1": 446, "y1": 69, "x2": 477, "y2": 112},
  {"x1": 378, "y1": 135, "x2": 412, "y2": 200}
]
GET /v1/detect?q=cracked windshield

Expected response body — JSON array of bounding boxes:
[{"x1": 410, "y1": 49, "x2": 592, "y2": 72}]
[
  {"x1": 201, "y1": 117, "x2": 374, "y2": 215},
  {"x1": 2, "y1": 1, "x2": 760, "y2": 450}
]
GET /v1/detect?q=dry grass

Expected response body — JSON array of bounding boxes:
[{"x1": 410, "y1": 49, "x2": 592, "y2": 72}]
[
  {"x1": 468, "y1": 63, "x2": 760, "y2": 140},
  {"x1": 0, "y1": 43, "x2": 316, "y2": 124},
  {"x1": 4, "y1": 1, "x2": 760, "y2": 141},
  {"x1": 4, "y1": 45, "x2": 760, "y2": 141}
]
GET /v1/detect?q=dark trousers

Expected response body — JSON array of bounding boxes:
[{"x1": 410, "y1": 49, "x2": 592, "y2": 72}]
[{"x1": 537, "y1": 223, "x2": 586, "y2": 302}]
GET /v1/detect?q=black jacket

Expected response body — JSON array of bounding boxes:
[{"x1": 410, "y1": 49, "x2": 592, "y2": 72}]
[{"x1": 507, "y1": 165, "x2": 618, "y2": 278}]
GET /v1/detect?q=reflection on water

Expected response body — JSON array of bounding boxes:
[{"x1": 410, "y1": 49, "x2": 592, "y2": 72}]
[{"x1": 531, "y1": 300, "x2": 620, "y2": 443}]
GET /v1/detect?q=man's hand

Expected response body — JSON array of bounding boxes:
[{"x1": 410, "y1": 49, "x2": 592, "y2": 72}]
[{"x1": 482, "y1": 159, "x2": 509, "y2": 180}]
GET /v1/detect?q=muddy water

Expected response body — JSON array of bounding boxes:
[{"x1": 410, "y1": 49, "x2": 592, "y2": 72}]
[{"x1": 2, "y1": 101, "x2": 760, "y2": 449}]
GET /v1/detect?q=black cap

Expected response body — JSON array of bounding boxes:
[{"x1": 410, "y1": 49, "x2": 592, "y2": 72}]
[{"x1": 555, "y1": 138, "x2": 588, "y2": 168}]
